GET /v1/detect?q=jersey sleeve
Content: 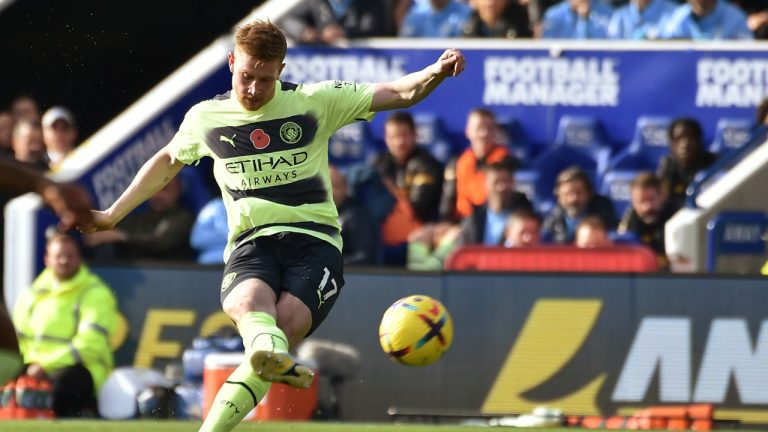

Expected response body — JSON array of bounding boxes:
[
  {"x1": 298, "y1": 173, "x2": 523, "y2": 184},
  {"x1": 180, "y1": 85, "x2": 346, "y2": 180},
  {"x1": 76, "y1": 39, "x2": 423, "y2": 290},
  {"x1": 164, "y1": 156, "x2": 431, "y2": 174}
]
[
  {"x1": 167, "y1": 104, "x2": 210, "y2": 165},
  {"x1": 309, "y1": 81, "x2": 376, "y2": 131}
]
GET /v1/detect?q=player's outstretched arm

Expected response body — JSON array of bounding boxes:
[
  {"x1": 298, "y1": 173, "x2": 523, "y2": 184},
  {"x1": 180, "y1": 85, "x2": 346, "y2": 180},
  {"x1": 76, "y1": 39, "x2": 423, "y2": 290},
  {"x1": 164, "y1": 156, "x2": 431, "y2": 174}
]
[
  {"x1": 80, "y1": 145, "x2": 185, "y2": 233},
  {"x1": 370, "y1": 48, "x2": 465, "y2": 112},
  {"x1": 0, "y1": 160, "x2": 93, "y2": 231}
]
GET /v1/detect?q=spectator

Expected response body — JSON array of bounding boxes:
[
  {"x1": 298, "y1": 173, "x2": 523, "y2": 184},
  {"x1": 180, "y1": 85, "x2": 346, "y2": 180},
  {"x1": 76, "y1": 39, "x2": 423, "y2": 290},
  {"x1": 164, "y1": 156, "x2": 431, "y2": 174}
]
[
  {"x1": 617, "y1": 171, "x2": 675, "y2": 269},
  {"x1": 657, "y1": 117, "x2": 718, "y2": 211},
  {"x1": 755, "y1": 96, "x2": 768, "y2": 126},
  {"x1": 737, "y1": 0, "x2": 768, "y2": 38},
  {"x1": 190, "y1": 197, "x2": 228, "y2": 264},
  {"x1": 330, "y1": 165, "x2": 379, "y2": 266},
  {"x1": 12, "y1": 234, "x2": 117, "y2": 417},
  {"x1": 457, "y1": 158, "x2": 533, "y2": 245},
  {"x1": 84, "y1": 177, "x2": 195, "y2": 261},
  {"x1": 440, "y1": 108, "x2": 518, "y2": 222},
  {"x1": 407, "y1": 222, "x2": 462, "y2": 270},
  {"x1": 659, "y1": 0, "x2": 753, "y2": 39},
  {"x1": 0, "y1": 111, "x2": 14, "y2": 158},
  {"x1": 41, "y1": 106, "x2": 78, "y2": 169},
  {"x1": 10, "y1": 95, "x2": 40, "y2": 123},
  {"x1": 503, "y1": 209, "x2": 542, "y2": 247},
  {"x1": 542, "y1": 166, "x2": 617, "y2": 244},
  {"x1": 279, "y1": 0, "x2": 396, "y2": 44},
  {"x1": 575, "y1": 215, "x2": 614, "y2": 248},
  {"x1": 541, "y1": 0, "x2": 614, "y2": 38},
  {"x1": 375, "y1": 111, "x2": 444, "y2": 251},
  {"x1": 11, "y1": 119, "x2": 49, "y2": 171},
  {"x1": 462, "y1": 0, "x2": 533, "y2": 38},
  {"x1": 527, "y1": 0, "x2": 565, "y2": 36},
  {"x1": 607, "y1": 0, "x2": 678, "y2": 39},
  {"x1": 399, "y1": 0, "x2": 473, "y2": 37}
]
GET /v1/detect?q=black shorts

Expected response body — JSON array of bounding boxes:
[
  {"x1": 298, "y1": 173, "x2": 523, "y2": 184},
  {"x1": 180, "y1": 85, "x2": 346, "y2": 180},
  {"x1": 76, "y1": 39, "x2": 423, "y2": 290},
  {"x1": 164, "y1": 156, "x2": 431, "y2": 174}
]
[{"x1": 221, "y1": 232, "x2": 344, "y2": 336}]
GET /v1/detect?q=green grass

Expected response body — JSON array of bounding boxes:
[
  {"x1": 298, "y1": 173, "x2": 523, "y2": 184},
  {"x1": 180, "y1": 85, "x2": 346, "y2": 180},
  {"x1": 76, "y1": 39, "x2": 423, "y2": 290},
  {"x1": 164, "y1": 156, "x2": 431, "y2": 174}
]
[{"x1": 0, "y1": 420, "x2": 525, "y2": 432}]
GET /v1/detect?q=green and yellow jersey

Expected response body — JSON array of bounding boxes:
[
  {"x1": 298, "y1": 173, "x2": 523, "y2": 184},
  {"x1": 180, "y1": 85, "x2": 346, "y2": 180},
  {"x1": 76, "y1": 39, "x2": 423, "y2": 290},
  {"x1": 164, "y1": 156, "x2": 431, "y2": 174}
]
[{"x1": 168, "y1": 80, "x2": 375, "y2": 262}]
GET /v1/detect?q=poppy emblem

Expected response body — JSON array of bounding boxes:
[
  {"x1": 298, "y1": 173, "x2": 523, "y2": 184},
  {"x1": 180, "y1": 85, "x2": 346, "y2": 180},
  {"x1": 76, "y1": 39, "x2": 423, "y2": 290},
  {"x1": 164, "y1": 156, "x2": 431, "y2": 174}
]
[{"x1": 250, "y1": 129, "x2": 271, "y2": 150}]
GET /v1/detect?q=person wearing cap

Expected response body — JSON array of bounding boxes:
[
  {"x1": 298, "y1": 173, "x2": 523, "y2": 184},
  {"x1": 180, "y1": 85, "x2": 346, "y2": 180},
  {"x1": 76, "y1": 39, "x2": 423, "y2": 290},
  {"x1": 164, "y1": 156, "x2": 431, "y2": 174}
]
[{"x1": 42, "y1": 106, "x2": 78, "y2": 169}]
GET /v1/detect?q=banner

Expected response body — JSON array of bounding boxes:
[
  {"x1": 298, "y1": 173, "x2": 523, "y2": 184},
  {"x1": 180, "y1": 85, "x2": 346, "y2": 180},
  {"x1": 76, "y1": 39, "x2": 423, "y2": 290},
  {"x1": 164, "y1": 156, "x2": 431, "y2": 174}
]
[{"x1": 93, "y1": 265, "x2": 768, "y2": 424}]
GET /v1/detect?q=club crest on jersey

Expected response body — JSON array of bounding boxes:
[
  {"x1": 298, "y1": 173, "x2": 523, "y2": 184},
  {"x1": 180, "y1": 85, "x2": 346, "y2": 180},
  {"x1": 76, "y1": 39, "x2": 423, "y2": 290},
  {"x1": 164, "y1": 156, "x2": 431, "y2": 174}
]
[
  {"x1": 250, "y1": 129, "x2": 271, "y2": 150},
  {"x1": 280, "y1": 121, "x2": 302, "y2": 144},
  {"x1": 221, "y1": 272, "x2": 237, "y2": 292}
]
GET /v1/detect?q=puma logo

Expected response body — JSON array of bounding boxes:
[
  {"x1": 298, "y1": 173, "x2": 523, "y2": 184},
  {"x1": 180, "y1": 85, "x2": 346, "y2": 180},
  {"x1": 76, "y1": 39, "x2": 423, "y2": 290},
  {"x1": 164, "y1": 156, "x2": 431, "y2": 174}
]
[{"x1": 219, "y1": 134, "x2": 236, "y2": 147}]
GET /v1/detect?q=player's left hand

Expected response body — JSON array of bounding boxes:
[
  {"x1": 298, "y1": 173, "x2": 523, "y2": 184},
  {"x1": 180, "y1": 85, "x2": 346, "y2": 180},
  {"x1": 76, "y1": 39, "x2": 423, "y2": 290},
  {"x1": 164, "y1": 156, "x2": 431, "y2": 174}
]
[
  {"x1": 435, "y1": 49, "x2": 465, "y2": 78},
  {"x1": 39, "y1": 181, "x2": 94, "y2": 232}
]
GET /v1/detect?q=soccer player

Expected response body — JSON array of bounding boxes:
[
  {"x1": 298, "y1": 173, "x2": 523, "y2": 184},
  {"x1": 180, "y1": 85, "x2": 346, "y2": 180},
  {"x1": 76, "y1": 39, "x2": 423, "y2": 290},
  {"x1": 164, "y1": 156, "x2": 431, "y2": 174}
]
[
  {"x1": 78, "y1": 20, "x2": 465, "y2": 432},
  {"x1": 0, "y1": 160, "x2": 94, "y2": 385}
]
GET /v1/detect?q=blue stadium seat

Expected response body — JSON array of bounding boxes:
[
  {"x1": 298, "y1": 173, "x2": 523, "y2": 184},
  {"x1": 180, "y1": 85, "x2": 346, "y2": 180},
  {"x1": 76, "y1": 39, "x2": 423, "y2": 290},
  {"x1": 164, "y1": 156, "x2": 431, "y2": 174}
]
[
  {"x1": 328, "y1": 121, "x2": 381, "y2": 170},
  {"x1": 178, "y1": 166, "x2": 212, "y2": 215},
  {"x1": 529, "y1": 116, "x2": 610, "y2": 208},
  {"x1": 599, "y1": 169, "x2": 640, "y2": 220},
  {"x1": 609, "y1": 116, "x2": 672, "y2": 172},
  {"x1": 552, "y1": 115, "x2": 612, "y2": 173},
  {"x1": 413, "y1": 112, "x2": 455, "y2": 164},
  {"x1": 513, "y1": 169, "x2": 539, "y2": 207},
  {"x1": 709, "y1": 118, "x2": 753, "y2": 155},
  {"x1": 496, "y1": 116, "x2": 536, "y2": 166}
]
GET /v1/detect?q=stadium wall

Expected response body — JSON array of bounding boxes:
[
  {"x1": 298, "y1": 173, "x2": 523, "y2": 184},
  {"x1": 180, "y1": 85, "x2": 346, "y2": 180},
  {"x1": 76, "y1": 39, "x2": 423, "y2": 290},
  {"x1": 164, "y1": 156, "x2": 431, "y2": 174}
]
[{"x1": 94, "y1": 265, "x2": 768, "y2": 425}]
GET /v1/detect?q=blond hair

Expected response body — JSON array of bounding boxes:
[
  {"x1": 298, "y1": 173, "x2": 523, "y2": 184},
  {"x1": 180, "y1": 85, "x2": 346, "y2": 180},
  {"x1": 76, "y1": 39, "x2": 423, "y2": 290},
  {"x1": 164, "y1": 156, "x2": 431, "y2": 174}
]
[{"x1": 234, "y1": 20, "x2": 287, "y2": 62}]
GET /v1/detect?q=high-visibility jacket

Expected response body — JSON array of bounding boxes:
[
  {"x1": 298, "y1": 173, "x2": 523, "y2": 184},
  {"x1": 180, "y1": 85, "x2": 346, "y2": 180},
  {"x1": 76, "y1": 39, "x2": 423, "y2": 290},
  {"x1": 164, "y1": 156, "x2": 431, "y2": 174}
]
[{"x1": 12, "y1": 266, "x2": 117, "y2": 391}]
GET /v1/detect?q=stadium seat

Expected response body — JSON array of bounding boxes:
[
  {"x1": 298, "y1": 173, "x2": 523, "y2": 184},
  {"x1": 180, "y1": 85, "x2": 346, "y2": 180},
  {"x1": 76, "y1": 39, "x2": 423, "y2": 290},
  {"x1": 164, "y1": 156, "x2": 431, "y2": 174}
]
[
  {"x1": 709, "y1": 117, "x2": 753, "y2": 155},
  {"x1": 529, "y1": 116, "x2": 611, "y2": 204},
  {"x1": 328, "y1": 121, "x2": 381, "y2": 171},
  {"x1": 608, "y1": 116, "x2": 672, "y2": 172},
  {"x1": 412, "y1": 112, "x2": 456, "y2": 164},
  {"x1": 551, "y1": 115, "x2": 612, "y2": 172},
  {"x1": 599, "y1": 169, "x2": 640, "y2": 219},
  {"x1": 496, "y1": 116, "x2": 536, "y2": 166}
]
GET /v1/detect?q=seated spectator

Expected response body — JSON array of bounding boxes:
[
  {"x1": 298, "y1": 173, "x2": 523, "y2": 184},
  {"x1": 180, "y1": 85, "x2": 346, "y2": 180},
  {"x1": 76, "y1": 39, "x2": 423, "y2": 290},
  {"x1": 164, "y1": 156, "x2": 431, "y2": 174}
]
[
  {"x1": 41, "y1": 106, "x2": 78, "y2": 169},
  {"x1": 739, "y1": 0, "x2": 768, "y2": 38},
  {"x1": 407, "y1": 221, "x2": 462, "y2": 270},
  {"x1": 84, "y1": 177, "x2": 195, "y2": 261},
  {"x1": 440, "y1": 108, "x2": 518, "y2": 222},
  {"x1": 330, "y1": 165, "x2": 379, "y2": 266},
  {"x1": 607, "y1": 0, "x2": 678, "y2": 39},
  {"x1": 541, "y1": 0, "x2": 614, "y2": 38},
  {"x1": 458, "y1": 158, "x2": 533, "y2": 245},
  {"x1": 12, "y1": 119, "x2": 49, "y2": 171},
  {"x1": 617, "y1": 171, "x2": 675, "y2": 269},
  {"x1": 462, "y1": 0, "x2": 533, "y2": 38},
  {"x1": 657, "y1": 117, "x2": 718, "y2": 211},
  {"x1": 503, "y1": 209, "x2": 542, "y2": 247},
  {"x1": 375, "y1": 111, "x2": 444, "y2": 252},
  {"x1": 575, "y1": 215, "x2": 614, "y2": 248},
  {"x1": 527, "y1": 0, "x2": 565, "y2": 36},
  {"x1": 399, "y1": 0, "x2": 472, "y2": 37},
  {"x1": 0, "y1": 111, "x2": 13, "y2": 158},
  {"x1": 542, "y1": 166, "x2": 617, "y2": 244},
  {"x1": 279, "y1": 0, "x2": 396, "y2": 44},
  {"x1": 659, "y1": 0, "x2": 753, "y2": 40},
  {"x1": 12, "y1": 234, "x2": 117, "y2": 417},
  {"x1": 755, "y1": 96, "x2": 768, "y2": 126},
  {"x1": 10, "y1": 95, "x2": 40, "y2": 123},
  {"x1": 190, "y1": 197, "x2": 228, "y2": 265}
]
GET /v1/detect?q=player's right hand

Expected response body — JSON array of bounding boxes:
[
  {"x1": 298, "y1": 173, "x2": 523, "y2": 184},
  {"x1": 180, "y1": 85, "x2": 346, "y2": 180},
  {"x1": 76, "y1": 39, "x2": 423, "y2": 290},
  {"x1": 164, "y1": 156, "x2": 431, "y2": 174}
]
[{"x1": 40, "y1": 181, "x2": 94, "y2": 232}]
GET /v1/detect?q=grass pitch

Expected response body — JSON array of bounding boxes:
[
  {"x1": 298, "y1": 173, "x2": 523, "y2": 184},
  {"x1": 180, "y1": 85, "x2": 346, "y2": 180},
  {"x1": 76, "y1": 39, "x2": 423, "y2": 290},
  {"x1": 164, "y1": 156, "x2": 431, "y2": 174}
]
[{"x1": 0, "y1": 420, "x2": 528, "y2": 431}]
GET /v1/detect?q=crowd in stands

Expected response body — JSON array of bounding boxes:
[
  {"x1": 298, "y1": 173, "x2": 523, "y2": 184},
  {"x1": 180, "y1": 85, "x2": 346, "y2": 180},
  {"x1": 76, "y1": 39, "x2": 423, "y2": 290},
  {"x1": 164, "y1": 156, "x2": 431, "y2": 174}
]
[
  {"x1": 278, "y1": 0, "x2": 766, "y2": 40},
  {"x1": 1, "y1": 92, "x2": 759, "y2": 272}
]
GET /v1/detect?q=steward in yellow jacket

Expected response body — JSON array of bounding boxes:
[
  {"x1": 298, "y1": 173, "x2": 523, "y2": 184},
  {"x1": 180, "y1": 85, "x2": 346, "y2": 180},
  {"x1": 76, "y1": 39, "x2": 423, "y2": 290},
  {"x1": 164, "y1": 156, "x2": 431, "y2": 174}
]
[{"x1": 12, "y1": 234, "x2": 117, "y2": 417}]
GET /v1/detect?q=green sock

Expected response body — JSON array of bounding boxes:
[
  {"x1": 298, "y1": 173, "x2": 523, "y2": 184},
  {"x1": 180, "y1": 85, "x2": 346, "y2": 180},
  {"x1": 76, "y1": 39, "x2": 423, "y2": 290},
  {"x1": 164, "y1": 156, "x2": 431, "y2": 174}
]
[
  {"x1": 238, "y1": 311, "x2": 289, "y2": 354},
  {"x1": 198, "y1": 361, "x2": 271, "y2": 432}
]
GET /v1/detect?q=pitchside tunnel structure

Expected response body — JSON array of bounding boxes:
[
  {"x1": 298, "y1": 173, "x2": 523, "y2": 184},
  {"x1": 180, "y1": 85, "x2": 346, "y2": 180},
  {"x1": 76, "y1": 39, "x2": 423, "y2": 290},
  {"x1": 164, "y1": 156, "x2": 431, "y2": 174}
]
[{"x1": 3, "y1": 0, "x2": 768, "y2": 426}]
